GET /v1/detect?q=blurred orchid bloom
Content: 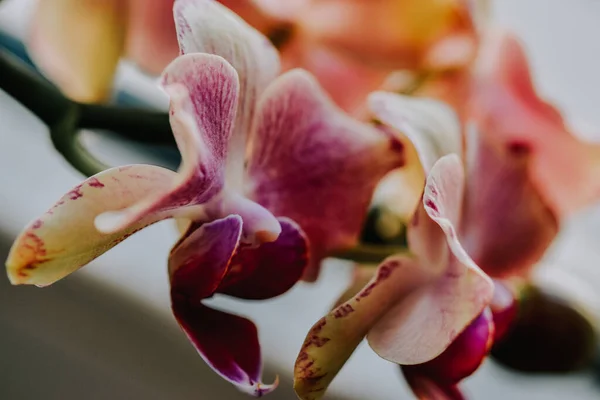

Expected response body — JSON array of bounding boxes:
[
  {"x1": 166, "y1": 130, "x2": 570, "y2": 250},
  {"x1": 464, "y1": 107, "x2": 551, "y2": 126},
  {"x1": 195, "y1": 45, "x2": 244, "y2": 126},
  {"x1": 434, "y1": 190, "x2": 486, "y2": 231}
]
[
  {"x1": 220, "y1": 0, "x2": 478, "y2": 112},
  {"x1": 294, "y1": 154, "x2": 495, "y2": 400},
  {"x1": 29, "y1": 0, "x2": 178, "y2": 102},
  {"x1": 7, "y1": 0, "x2": 404, "y2": 394}
]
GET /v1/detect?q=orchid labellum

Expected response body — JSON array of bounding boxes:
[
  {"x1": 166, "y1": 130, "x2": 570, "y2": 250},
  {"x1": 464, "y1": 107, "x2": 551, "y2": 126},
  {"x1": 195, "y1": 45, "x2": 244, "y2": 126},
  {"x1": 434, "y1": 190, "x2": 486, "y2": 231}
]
[{"x1": 6, "y1": 0, "x2": 404, "y2": 394}]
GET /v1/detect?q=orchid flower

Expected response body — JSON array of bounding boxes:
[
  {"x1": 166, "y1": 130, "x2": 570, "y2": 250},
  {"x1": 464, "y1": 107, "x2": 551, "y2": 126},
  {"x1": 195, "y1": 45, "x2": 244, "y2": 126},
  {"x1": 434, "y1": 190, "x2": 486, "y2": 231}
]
[
  {"x1": 7, "y1": 0, "x2": 404, "y2": 394},
  {"x1": 368, "y1": 30, "x2": 600, "y2": 279},
  {"x1": 30, "y1": 0, "x2": 178, "y2": 102},
  {"x1": 219, "y1": 0, "x2": 479, "y2": 112},
  {"x1": 294, "y1": 153, "x2": 495, "y2": 400}
]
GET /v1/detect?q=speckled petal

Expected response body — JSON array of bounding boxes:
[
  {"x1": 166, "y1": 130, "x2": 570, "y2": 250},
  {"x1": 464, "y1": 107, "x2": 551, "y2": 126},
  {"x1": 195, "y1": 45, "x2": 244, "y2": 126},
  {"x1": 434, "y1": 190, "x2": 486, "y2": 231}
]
[
  {"x1": 219, "y1": 218, "x2": 308, "y2": 300},
  {"x1": 29, "y1": 0, "x2": 126, "y2": 102},
  {"x1": 402, "y1": 308, "x2": 494, "y2": 399},
  {"x1": 95, "y1": 54, "x2": 238, "y2": 234},
  {"x1": 169, "y1": 216, "x2": 277, "y2": 395},
  {"x1": 247, "y1": 70, "x2": 405, "y2": 281},
  {"x1": 294, "y1": 256, "x2": 430, "y2": 400},
  {"x1": 473, "y1": 31, "x2": 600, "y2": 218},
  {"x1": 460, "y1": 126, "x2": 558, "y2": 278},
  {"x1": 368, "y1": 155, "x2": 494, "y2": 365},
  {"x1": 6, "y1": 165, "x2": 176, "y2": 286},
  {"x1": 174, "y1": 0, "x2": 280, "y2": 185}
]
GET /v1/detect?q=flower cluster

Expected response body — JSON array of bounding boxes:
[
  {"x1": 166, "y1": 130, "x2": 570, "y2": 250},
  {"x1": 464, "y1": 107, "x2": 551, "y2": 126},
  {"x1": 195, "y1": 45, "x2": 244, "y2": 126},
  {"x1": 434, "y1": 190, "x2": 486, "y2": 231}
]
[{"x1": 7, "y1": 0, "x2": 600, "y2": 399}]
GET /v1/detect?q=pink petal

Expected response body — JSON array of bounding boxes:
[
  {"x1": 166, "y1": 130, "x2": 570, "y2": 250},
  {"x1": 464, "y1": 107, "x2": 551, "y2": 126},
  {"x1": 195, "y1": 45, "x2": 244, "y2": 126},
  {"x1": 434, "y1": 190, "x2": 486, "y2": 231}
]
[
  {"x1": 28, "y1": 0, "x2": 126, "y2": 103},
  {"x1": 490, "y1": 280, "x2": 519, "y2": 342},
  {"x1": 459, "y1": 127, "x2": 558, "y2": 278},
  {"x1": 367, "y1": 92, "x2": 463, "y2": 220},
  {"x1": 473, "y1": 31, "x2": 600, "y2": 217},
  {"x1": 174, "y1": 0, "x2": 280, "y2": 184},
  {"x1": 368, "y1": 155, "x2": 494, "y2": 365},
  {"x1": 219, "y1": 218, "x2": 309, "y2": 300},
  {"x1": 96, "y1": 54, "x2": 238, "y2": 233},
  {"x1": 6, "y1": 165, "x2": 176, "y2": 286},
  {"x1": 246, "y1": 70, "x2": 405, "y2": 281},
  {"x1": 294, "y1": 256, "x2": 430, "y2": 400},
  {"x1": 169, "y1": 216, "x2": 276, "y2": 395},
  {"x1": 402, "y1": 308, "x2": 493, "y2": 399},
  {"x1": 125, "y1": 0, "x2": 179, "y2": 74}
]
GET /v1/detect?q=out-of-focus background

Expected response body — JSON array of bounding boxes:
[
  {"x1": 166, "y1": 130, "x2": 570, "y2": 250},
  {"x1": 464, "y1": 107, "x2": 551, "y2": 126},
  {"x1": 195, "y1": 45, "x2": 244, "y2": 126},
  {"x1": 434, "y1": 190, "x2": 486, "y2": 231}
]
[{"x1": 1, "y1": 0, "x2": 600, "y2": 399}]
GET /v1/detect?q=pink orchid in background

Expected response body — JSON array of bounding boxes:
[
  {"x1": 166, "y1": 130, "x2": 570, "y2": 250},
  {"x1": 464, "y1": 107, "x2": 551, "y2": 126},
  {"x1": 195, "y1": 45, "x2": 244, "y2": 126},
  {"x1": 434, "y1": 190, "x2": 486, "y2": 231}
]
[
  {"x1": 7, "y1": 0, "x2": 404, "y2": 394},
  {"x1": 219, "y1": 0, "x2": 479, "y2": 113},
  {"x1": 30, "y1": 0, "x2": 178, "y2": 102},
  {"x1": 294, "y1": 154, "x2": 495, "y2": 400}
]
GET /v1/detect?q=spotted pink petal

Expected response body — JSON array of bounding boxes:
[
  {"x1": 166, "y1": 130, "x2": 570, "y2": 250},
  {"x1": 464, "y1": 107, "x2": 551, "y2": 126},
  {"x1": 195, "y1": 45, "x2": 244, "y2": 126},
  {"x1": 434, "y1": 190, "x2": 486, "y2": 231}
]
[
  {"x1": 125, "y1": 0, "x2": 179, "y2": 74},
  {"x1": 402, "y1": 308, "x2": 494, "y2": 400},
  {"x1": 473, "y1": 31, "x2": 600, "y2": 218},
  {"x1": 6, "y1": 165, "x2": 176, "y2": 286},
  {"x1": 95, "y1": 53, "x2": 238, "y2": 234},
  {"x1": 459, "y1": 126, "x2": 558, "y2": 278},
  {"x1": 294, "y1": 255, "x2": 430, "y2": 400},
  {"x1": 368, "y1": 91, "x2": 462, "y2": 221},
  {"x1": 246, "y1": 69, "x2": 405, "y2": 281},
  {"x1": 368, "y1": 155, "x2": 494, "y2": 365},
  {"x1": 169, "y1": 216, "x2": 276, "y2": 395},
  {"x1": 174, "y1": 0, "x2": 280, "y2": 184},
  {"x1": 219, "y1": 218, "x2": 309, "y2": 300}
]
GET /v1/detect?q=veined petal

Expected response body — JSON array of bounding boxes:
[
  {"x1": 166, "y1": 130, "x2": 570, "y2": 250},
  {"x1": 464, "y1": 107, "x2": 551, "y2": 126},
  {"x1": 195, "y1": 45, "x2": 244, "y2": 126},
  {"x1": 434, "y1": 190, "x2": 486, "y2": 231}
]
[
  {"x1": 29, "y1": 0, "x2": 126, "y2": 103},
  {"x1": 460, "y1": 126, "x2": 558, "y2": 278},
  {"x1": 473, "y1": 31, "x2": 600, "y2": 217},
  {"x1": 174, "y1": 0, "x2": 280, "y2": 187},
  {"x1": 368, "y1": 155, "x2": 494, "y2": 365},
  {"x1": 402, "y1": 309, "x2": 494, "y2": 400},
  {"x1": 219, "y1": 218, "x2": 308, "y2": 300},
  {"x1": 6, "y1": 165, "x2": 176, "y2": 286},
  {"x1": 294, "y1": 256, "x2": 430, "y2": 400},
  {"x1": 96, "y1": 54, "x2": 238, "y2": 234},
  {"x1": 247, "y1": 70, "x2": 405, "y2": 281},
  {"x1": 368, "y1": 91, "x2": 463, "y2": 221},
  {"x1": 126, "y1": 0, "x2": 179, "y2": 74},
  {"x1": 169, "y1": 216, "x2": 276, "y2": 395}
]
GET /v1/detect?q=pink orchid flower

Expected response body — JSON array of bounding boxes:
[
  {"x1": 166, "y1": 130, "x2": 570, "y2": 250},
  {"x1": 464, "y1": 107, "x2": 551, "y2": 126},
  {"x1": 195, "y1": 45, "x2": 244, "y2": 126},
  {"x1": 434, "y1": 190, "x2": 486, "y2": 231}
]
[
  {"x1": 7, "y1": 0, "x2": 404, "y2": 394},
  {"x1": 371, "y1": 30, "x2": 600, "y2": 279},
  {"x1": 30, "y1": 0, "x2": 178, "y2": 102},
  {"x1": 219, "y1": 0, "x2": 479, "y2": 113},
  {"x1": 294, "y1": 153, "x2": 495, "y2": 400}
]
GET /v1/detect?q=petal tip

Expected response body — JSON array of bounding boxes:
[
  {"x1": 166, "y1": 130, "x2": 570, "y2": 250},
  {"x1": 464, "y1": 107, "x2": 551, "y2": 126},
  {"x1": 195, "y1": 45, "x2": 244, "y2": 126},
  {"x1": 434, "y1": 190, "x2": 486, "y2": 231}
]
[{"x1": 237, "y1": 375, "x2": 279, "y2": 397}]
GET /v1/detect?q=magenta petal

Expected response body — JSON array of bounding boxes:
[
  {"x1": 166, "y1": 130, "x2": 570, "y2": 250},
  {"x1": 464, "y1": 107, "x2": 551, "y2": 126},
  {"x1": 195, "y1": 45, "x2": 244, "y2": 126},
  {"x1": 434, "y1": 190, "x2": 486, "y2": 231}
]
[
  {"x1": 172, "y1": 302, "x2": 277, "y2": 396},
  {"x1": 247, "y1": 70, "x2": 404, "y2": 280},
  {"x1": 96, "y1": 54, "x2": 239, "y2": 234},
  {"x1": 460, "y1": 127, "x2": 558, "y2": 278},
  {"x1": 218, "y1": 218, "x2": 309, "y2": 300},
  {"x1": 402, "y1": 309, "x2": 493, "y2": 394},
  {"x1": 169, "y1": 215, "x2": 243, "y2": 301}
]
